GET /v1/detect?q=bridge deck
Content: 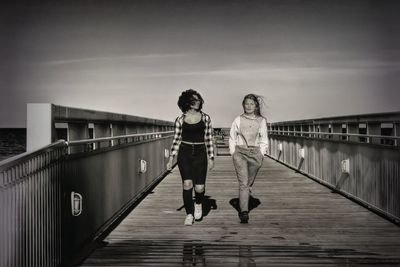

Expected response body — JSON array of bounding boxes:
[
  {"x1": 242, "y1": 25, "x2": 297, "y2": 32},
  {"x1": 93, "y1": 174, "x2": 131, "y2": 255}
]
[{"x1": 81, "y1": 157, "x2": 400, "y2": 266}]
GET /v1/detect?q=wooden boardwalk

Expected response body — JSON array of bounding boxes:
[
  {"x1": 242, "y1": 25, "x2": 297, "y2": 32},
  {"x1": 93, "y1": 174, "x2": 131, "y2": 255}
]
[{"x1": 81, "y1": 156, "x2": 400, "y2": 266}]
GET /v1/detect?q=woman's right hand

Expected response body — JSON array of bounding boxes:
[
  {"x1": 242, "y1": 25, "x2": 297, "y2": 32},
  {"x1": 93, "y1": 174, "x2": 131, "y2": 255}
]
[{"x1": 166, "y1": 158, "x2": 173, "y2": 171}]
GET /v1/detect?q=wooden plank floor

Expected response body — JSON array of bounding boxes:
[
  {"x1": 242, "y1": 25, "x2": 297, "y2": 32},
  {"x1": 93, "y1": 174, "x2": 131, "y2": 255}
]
[{"x1": 81, "y1": 156, "x2": 400, "y2": 266}]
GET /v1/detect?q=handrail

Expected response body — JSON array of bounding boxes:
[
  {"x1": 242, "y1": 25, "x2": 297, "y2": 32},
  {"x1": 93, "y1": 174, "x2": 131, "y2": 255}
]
[
  {"x1": 67, "y1": 130, "x2": 174, "y2": 146},
  {"x1": 0, "y1": 131, "x2": 174, "y2": 169},
  {"x1": 0, "y1": 140, "x2": 67, "y2": 171},
  {"x1": 268, "y1": 111, "x2": 400, "y2": 125},
  {"x1": 0, "y1": 116, "x2": 175, "y2": 266},
  {"x1": 269, "y1": 130, "x2": 400, "y2": 140}
]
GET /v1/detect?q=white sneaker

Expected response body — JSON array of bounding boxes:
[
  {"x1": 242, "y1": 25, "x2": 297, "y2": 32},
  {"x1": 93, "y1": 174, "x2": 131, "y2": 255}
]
[
  {"x1": 194, "y1": 204, "x2": 202, "y2": 220},
  {"x1": 184, "y1": 214, "x2": 194, "y2": 226}
]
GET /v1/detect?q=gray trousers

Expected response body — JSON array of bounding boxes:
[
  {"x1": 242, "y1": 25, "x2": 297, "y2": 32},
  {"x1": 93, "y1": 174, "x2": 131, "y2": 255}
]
[{"x1": 232, "y1": 146, "x2": 263, "y2": 212}]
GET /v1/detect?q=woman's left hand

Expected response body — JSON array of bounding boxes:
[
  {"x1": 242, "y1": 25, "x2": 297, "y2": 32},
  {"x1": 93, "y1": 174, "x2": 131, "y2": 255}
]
[{"x1": 208, "y1": 158, "x2": 214, "y2": 171}]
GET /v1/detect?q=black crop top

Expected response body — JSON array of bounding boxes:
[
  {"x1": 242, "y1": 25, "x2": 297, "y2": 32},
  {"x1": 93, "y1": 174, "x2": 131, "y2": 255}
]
[{"x1": 181, "y1": 120, "x2": 206, "y2": 142}]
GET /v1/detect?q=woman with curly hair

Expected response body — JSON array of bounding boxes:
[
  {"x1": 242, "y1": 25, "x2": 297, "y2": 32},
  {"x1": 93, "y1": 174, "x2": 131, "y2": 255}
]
[
  {"x1": 229, "y1": 94, "x2": 269, "y2": 223},
  {"x1": 167, "y1": 89, "x2": 215, "y2": 225}
]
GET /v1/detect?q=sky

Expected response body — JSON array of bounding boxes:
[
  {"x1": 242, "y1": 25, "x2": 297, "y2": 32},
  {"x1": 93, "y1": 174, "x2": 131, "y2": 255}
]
[{"x1": 1, "y1": 0, "x2": 399, "y2": 127}]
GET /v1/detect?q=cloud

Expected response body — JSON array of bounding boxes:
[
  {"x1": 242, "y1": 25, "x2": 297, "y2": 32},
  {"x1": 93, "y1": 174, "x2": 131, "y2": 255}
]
[
  {"x1": 142, "y1": 60, "x2": 400, "y2": 79},
  {"x1": 31, "y1": 53, "x2": 195, "y2": 66}
]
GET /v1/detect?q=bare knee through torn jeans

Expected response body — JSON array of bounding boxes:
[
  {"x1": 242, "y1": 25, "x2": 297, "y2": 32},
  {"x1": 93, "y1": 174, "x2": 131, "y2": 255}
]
[{"x1": 232, "y1": 145, "x2": 263, "y2": 212}]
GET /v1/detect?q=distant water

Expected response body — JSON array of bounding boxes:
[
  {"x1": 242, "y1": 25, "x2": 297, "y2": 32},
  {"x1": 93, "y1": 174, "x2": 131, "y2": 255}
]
[{"x1": 0, "y1": 128, "x2": 26, "y2": 162}]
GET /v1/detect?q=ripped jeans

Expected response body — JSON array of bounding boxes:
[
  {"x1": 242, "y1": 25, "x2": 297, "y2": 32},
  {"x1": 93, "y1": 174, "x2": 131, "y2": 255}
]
[{"x1": 232, "y1": 145, "x2": 263, "y2": 212}]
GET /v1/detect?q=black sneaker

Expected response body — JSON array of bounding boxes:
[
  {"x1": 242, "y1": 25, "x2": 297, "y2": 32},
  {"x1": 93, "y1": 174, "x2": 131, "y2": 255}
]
[{"x1": 239, "y1": 211, "x2": 249, "y2": 224}]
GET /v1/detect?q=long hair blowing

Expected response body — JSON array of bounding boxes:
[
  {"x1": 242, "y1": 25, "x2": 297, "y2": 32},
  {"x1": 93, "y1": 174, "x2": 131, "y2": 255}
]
[{"x1": 242, "y1": 93, "x2": 267, "y2": 117}]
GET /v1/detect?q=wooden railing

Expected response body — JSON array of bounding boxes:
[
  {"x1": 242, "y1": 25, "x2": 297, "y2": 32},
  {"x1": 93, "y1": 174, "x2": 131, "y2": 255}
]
[
  {"x1": 268, "y1": 111, "x2": 400, "y2": 224},
  {"x1": 1, "y1": 107, "x2": 175, "y2": 267}
]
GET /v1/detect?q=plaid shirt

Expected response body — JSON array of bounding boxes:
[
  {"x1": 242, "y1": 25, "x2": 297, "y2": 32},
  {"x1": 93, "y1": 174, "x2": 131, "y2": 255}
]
[{"x1": 170, "y1": 112, "x2": 215, "y2": 160}]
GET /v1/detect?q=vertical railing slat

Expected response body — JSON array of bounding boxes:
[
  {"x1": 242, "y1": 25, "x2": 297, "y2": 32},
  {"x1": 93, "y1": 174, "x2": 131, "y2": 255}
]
[{"x1": 0, "y1": 143, "x2": 66, "y2": 267}]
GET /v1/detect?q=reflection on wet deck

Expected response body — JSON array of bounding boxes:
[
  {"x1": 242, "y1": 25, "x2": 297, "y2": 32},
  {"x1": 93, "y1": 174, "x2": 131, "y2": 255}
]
[
  {"x1": 81, "y1": 157, "x2": 400, "y2": 266},
  {"x1": 82, "y1": 239, "x2": 400, "y2": 266}
]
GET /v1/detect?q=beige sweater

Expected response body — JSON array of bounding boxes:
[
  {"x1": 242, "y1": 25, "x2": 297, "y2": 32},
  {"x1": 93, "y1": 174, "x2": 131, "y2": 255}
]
[{"x1": 229, "y1": 114, "x2": 269, "y2": 155}]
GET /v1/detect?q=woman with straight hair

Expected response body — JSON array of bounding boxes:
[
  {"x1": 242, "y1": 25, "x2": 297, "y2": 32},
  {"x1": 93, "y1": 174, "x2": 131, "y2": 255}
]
[
  {"x1": 229, "y1": 94, "x2": 268, "y2": 223},
  {"x1": 167, "y1": 89, "x2": 215, "y2": 225}
]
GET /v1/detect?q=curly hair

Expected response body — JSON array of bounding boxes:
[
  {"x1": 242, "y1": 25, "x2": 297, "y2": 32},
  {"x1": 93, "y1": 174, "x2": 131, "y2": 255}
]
[
  {"x1": 242, "y1": 94, "x2": 265, "y2": 117},
  {"x1": 177, "y1": 89, "x2": 204, "y2": 112}
]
